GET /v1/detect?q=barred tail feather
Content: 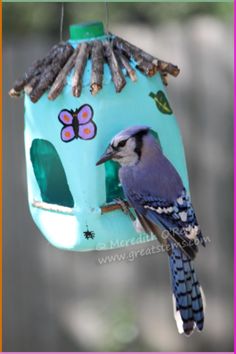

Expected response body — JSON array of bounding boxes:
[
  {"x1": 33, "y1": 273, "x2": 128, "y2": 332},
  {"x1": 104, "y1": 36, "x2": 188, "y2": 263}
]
[{"x1": 169, "y1": 245, "x2": 205, "y2": 335}]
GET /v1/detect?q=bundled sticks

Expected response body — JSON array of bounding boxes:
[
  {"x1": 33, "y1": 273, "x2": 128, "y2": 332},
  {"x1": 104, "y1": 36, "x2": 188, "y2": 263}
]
[
  {"x1": 10, "y1": 42, "x2": 73, "y2": 100},
  {"x1": 48, "y1": 45, "x2": 81, "y2": 100},
  {"x1": 9, "y1": 34, "x2": 180, "y2": 102},
  {"x1": 112, "y1": 34, "x2": 180, "y2": 84}
]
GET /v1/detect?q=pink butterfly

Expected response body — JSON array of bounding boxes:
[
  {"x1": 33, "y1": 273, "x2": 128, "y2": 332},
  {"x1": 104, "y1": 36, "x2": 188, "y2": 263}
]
[{"x1": 58, "y1": 104, "x2": 97, "y2": 142}]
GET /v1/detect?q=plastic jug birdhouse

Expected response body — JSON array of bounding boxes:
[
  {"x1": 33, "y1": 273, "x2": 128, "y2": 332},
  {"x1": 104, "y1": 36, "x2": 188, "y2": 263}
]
[{"x1": 10, "y1": 21, "x2": 189, "y2": 251}]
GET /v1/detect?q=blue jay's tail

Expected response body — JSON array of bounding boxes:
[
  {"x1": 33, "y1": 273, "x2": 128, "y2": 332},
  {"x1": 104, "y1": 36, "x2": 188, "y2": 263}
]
[{"x1": 169, "y1": 245, "x2": 205, "y2": 336}]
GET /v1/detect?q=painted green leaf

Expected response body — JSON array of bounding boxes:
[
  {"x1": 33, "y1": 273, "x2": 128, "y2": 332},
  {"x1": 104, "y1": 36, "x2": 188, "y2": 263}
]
[{"x1": 149, "y1": 90, "x2": 173, "y2": 115}]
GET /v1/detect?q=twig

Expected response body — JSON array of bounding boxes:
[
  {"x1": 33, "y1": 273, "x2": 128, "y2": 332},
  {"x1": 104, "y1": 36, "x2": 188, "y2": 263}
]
[
  {"x1": 113, "y1": 34, "x2": 180, "y2": 77},
  {"x1": 160, "y1": 72, "x2": 169, "y2": 86},
  {"x1": 48, "y1": 44, "x2": 81, "y2": 100},
  {"x1": 115, "y1": 50, "x2": 137, "y2": 82},
  {"x1": 8, "y1": 88, "x2": 22, "y2": 98},
  {"x1": 104, "y1": 41, "x2": 126, "y2": 93},
  {"x1": 100, "y1": 201, "x2": 130, "y2": 214},
  {"x1": 72, "y1": 42, "x2": 90, "y2": 97},
  {"x1": 30, "y1": 43, "x2": 74, "y2": 103},
  {"x1": 9, "y1": 42, "x2": 67, "y2": 96},
  {"x1": 158, "y1": 60, "x2": 180, "y2": 77},
  {"x1": 24, "y1": 76, "x2": 41, "y2": 95},
  {"x1": 136, "y1": 60, "x2": 157, "y2": 77},
  {"x1": 90, "y1": 40, "x2": 104, "y2": 95},
  {"x1": 113, "y1": 35, "x2": 155, "y2": 64}
]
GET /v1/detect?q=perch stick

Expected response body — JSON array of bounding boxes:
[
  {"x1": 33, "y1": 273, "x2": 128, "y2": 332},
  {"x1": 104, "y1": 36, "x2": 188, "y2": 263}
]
[
  {"x1": 48, "y1": 44, "x2": 81, "y2": 100},
  {"x1": 30, "y1": 43, "x2": 74, "y2": 103},
  {"x1": 90, "y1": 40, "x2": 104, "y2": 95},
  {"x1": 32, "y1": 200, "x2": 73, "y2": 214},
  {"x1": 104, "y1": 41, "x2": 126, "y2": 93},
  {"x1": 72, "y1": 42, "x2": 90, "y2": 97},
  {"x1": 100, "y1": 201, "x2": 130, "y2": 214}
]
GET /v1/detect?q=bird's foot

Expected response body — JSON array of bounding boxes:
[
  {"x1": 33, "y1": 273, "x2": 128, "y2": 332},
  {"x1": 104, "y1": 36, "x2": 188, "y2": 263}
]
[
  {"x1": 114, "y1": 198, "x2": 130, "y2": 214},
  {"x1": 114, "y1": 198, "x2": 136, "y2": 221}
]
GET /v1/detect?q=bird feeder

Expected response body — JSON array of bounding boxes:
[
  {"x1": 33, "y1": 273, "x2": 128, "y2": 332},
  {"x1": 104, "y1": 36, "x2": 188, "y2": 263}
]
[{"x1": 9, "y1": 21, "x2": 189, "y2": 251}]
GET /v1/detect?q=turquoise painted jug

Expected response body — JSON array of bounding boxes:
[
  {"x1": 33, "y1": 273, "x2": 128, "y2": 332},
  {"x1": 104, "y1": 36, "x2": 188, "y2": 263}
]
[{"x1": 24, "y1": 22, "x2": 189, "y2": 251}]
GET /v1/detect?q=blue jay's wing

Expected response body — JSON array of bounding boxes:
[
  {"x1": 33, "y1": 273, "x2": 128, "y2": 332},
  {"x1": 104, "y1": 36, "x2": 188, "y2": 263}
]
[
  {"x1": 127, "y1": 190, "x2": 205, "y2": 334},
  {"x1": 118, "y1": 142, "x2": 204, "y2": 260},
  {"x1": 127, "y1": 188, "x2": 204, "y2": 260},
  {"x1": 135, "y1": 210, "x2": 172, "y2": 255}
]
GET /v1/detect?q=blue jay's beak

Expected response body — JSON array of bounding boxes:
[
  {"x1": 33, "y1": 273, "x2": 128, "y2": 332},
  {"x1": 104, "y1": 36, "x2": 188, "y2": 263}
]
[{"x1": 96, "y1": 145, "x2": 115, "y2": 166}]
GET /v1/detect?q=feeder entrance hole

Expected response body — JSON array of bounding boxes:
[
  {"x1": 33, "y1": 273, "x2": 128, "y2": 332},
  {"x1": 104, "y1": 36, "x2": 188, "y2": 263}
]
[
  {"x1": 30, "y1": 139, "x2": 124, "y2": 209},
  {"x1": 30, "y1": 139, "x2": 74, "y2": 208}
]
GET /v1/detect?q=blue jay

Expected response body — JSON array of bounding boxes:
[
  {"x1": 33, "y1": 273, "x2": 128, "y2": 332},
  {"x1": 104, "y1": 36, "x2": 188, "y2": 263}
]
[{"x1": 96, "y1": 125, "x2": 206, "y2": 336}]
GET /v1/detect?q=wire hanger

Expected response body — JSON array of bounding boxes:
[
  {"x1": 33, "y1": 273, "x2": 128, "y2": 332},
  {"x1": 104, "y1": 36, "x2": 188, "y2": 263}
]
[{"x1": 60, "y1": 2, "x2": 65, "y2": 42}]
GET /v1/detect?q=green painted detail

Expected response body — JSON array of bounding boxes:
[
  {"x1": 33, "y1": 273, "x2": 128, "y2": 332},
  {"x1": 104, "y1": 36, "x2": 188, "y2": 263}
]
[
  {"x1": 69, "y1": 21, "x2": 105, "y2": 40},
  {"x1": 30, "y1": 139, "x2": 74, "y2": 208},
  {"x1": 105, "y1": 160, "x2": 124, "y2": 203},
  {"x1": 149, "y1": 90, "x2": 173, "y2": 115}
]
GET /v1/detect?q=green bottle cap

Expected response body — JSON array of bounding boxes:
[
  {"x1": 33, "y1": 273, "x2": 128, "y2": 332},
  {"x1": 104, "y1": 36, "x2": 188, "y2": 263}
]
[{"x1": 69, "y1": 21, "x2": 105, "y2": 40}]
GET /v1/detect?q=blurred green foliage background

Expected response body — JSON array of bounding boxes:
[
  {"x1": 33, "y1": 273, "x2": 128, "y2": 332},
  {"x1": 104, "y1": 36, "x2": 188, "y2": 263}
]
[{"x1": 3, "y1": 2, "x2": 233, "y2": 38}]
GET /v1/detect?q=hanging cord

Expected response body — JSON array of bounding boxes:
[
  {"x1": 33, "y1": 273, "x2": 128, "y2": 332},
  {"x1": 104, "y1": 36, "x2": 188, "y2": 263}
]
[
  {"x1": 104, "y1": 2, "x2": 111, "y2": 41},
  {"x1": 60, "y1": 2, "x2": 65, "y2": 42}
]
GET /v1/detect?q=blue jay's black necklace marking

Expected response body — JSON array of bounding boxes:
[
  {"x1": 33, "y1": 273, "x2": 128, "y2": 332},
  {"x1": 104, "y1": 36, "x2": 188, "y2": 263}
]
[{"x1": 133, "y1": 129, "x2": 148, "y2": 160}]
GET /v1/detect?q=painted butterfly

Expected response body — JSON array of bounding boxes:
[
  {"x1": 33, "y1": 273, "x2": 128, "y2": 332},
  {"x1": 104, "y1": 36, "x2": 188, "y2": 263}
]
[{"x1": 58, "y1": 104, "x2": 97, "y2": 142}]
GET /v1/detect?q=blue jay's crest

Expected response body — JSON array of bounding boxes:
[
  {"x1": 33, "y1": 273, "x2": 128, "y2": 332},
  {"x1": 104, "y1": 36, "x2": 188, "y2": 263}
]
[
  {"x1": 111, "y1": 125, "x2": 150, "y2": 147},
  {"x1": 97, "y1": 125, "x2": 206, "y2": 335}
]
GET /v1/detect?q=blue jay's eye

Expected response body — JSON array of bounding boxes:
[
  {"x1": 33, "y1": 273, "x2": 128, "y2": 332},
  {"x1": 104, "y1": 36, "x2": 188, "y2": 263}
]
[{"x1": 118, "y1": 140, "x2": 127, "y2": 148}]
